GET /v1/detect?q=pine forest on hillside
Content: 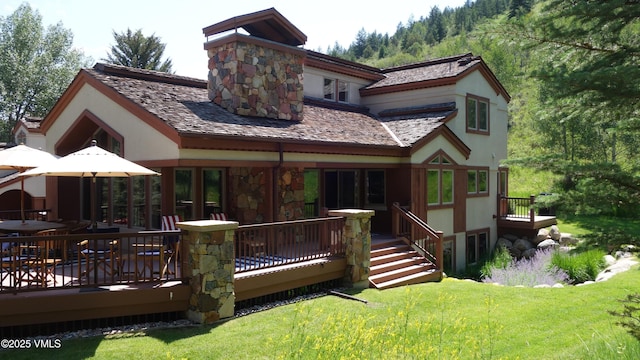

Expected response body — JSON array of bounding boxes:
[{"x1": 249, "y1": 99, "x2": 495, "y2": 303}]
[{"x1": 326, "y1": 0, "x2": 639, "y2": 218}]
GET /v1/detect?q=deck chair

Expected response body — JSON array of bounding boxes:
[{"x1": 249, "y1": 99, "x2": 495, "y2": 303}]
[
  {"x1": 77, "y1": 238, "x2": 121, "y2": 283},
  {"x1": 20, "y1": 229, "x2": 68, "y2": 286},
  {"x1": 136, "y1": 215, "x2": 181, "y2": 279},
  {"x1": 161, "y1": 215, "x2": 181, "y2": 277},
  {"x1": 210, "y1": 213, "x2": 228, "y2": 221}
]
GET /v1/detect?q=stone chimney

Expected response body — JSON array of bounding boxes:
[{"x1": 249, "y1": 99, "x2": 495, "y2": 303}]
[{"x1": 203, "y1": 8, "x2": 307, "y2": 121}]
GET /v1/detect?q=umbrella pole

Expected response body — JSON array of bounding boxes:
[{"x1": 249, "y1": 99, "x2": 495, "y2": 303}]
[
  {"x1": 91, "y1": 176, "x2": 97, "y2": 230},
  {"x1": 20, "y1": 176, "x2": 25, "y2": 223}
]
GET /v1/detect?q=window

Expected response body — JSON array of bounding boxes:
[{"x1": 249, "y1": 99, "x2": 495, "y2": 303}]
[
  {"x1": 365, "y1": 170, "x2": 385, "y2": 207},
  {"x1": 323, "y1": 79, "x2": 335, "y2": 100},
  {"x1": 16, "y1": 131, "x2": 26, "y2": 145},
  {"x1": 427, "y1": 154, "x2": 454, "y2": 206},
  {"x1": 467, "y1": 169, "x2": 489, "y2": 196},
  {"x1": 466, "y1": 94, "x2": 490, "y2": 133},
  {"x1": 466, "y1": 230, "x2": 489, "y2": 265},
  {"x1": 324, "y1": 78, "x2": 349, "y2": 103},
  {"x1": 325, "y1": 170, "x2": 359, "y2": 209},
  {"x1": 203, "y1": 169, "x2": 224, "y2": 217},
  {"x1": 175, "y1": 169, "x2": 194, "y2": 220}
]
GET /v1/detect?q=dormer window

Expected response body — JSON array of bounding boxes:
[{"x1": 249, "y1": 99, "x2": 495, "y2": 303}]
[
  {"x1": 16, "y1": 131, "x2": 26, "y2": 145},
  {"x1": 324, "y1": 78, "x2": 349, "y2": 103}
]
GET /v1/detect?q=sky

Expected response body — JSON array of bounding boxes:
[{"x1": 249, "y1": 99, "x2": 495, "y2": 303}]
[{"x1": 1, "y1": 0, "x2": 468, "y2": 79}]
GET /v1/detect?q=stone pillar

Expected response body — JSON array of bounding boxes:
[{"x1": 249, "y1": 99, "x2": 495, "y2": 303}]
[
  {"x1": 328, "y1": 209, "x2": 375, "y2": 289},
  {"x1": 177, "y1": 220, "x2": 238, "y2": 324}
]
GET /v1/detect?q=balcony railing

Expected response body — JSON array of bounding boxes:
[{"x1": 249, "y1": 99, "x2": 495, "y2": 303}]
[{"x1": 499, "y1": 195, "x2": 536, "y2": 222}]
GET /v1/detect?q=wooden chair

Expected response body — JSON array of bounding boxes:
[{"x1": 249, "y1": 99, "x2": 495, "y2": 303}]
[
  {"x1": 77, "y1": 239, "x2": 121, "y2": 283},
  {"x1": 160, "y1": 215, "x2": 182, "y2": 277},
  {"x1": 19, "y1": 228, "x2": 68, "y2": 286}
]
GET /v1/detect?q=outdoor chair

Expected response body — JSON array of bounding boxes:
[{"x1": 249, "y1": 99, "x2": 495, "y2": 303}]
[
  {"x1": 210, "y1": 212, "x2": 228, "y2": 221},
  {"x1": 18, "y1": 228, "x2": 68, "y2": 286},
  {"x1": 161, "y1": 215, "x2": 181, "y2": 277},
  {"x1": 77, "y1": 238, "x2": 121, "y2": 283},
  {"x1": 134, "y1": 215, "x2": 181, "y2": 280}
]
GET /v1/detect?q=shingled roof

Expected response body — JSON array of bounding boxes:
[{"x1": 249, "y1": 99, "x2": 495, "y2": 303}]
[{"x1": 78, "y1": 63, "x2": 461, "y2": 152}]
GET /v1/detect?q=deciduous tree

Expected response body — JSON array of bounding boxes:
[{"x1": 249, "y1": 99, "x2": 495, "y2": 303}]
[{"x1": 0, "y1": 4, "x2": 86, "y2": 141}]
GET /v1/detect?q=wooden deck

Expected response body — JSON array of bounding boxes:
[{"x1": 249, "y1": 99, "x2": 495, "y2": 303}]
[{"x1": 0, "y1": 281, "x2": 190, "y2": 327}]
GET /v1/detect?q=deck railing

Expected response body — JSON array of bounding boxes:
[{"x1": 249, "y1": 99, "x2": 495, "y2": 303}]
[
  {"x1": 235, "y1": 217, "x2": 345, "y2": 273},
  {"x1": 0, "y1": 216, "x2": 347, "y2": 293},
  {"x1": 499, "y1": 195, "x2": 536, "y2": 222},
  {"x1": 0, "y1": 231, "x2": 185, "y2": 293},
  {"x1": 391, "y1": 203, "x2": 442, "y2": 270}
]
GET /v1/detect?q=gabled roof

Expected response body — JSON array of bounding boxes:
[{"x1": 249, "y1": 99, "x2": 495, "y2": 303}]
[
  {"x1": 43, "y1": 63, "x2": 470, "y2": 158},
  {"x1": 203, "y1": 8, "x2": 307, "y2": 47},
  {"x1": 12, "y1": 116, "x2": 43, "y2": 136},
  {"x1": 360, "y1": 53, "x2": 511, "y2": 101},
  {"x1": 81, "y1": 64, "x2": 398, "y2": 148}
]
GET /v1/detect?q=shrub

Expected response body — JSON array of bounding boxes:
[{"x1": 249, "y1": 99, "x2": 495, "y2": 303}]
[
  {"x1": 482, "y1": 249, "x2": 569, "y2": 287},
  {"x1": 550, "y1": 249, "x2": 606, "y2": 284},
  {"x1": 480, "y1": 245, "x2": 512, "y2": 279}
]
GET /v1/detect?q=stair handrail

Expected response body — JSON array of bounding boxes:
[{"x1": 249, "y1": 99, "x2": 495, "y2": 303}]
[{"x1": 391, "y1": 203, "x2": 443, "y2": 270}]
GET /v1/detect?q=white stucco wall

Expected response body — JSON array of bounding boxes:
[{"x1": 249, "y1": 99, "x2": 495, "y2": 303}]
[{"x1": 45, "y1": 84, "x2": 179, "y2": 161}]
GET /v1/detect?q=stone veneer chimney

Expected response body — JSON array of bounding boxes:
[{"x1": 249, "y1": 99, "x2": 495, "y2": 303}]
[
  {"x1": 203, "y1": 8, "x2": 307, "y2": 121},
  {"x1": 206, "y1": 37, "x2": 305, "y2": 121}
]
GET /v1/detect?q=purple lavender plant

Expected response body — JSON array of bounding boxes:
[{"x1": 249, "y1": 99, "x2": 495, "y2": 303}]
[{"x1": 482, "y1": 249, "x2": 569, "y2": 287}]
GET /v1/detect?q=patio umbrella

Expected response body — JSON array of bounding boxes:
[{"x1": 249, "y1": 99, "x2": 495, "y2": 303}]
[
  {"x1": 22, "y1": 140, "x2": 160, "y2": 229},
  {"x1": 0, "y1": 144, "x2": 59, "y2": 223}
]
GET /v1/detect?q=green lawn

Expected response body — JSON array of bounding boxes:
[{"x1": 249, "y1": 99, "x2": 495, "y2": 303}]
[{"x1": 10, "y1": 263, "x2": 640, "y2": 359}]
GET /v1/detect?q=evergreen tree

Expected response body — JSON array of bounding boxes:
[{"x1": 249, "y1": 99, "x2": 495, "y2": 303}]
[{"x1": 104, "y1": 28, "x2": 173, "y2": 73}]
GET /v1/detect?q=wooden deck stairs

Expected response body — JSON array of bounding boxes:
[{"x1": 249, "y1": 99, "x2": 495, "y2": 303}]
[{"x1": 369, "y1": 238, "x2": 442, "y2": 289}]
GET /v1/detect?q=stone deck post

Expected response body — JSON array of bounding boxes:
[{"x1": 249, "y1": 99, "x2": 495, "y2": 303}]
[
  {"x1": 328, "y1": 209, "x2": 375, "y2": 289},
  {"x1": 177, "y1": 220, "x2": 238, "y2": 324}
]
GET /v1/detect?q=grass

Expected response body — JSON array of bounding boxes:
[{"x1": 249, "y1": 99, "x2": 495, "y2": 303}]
[{"x1": 8, "y1": 263, "x2": 640, "y2": 359}]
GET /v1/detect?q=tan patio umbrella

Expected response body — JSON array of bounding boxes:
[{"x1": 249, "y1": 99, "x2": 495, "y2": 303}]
[
  {"x1": 22, "y1": 140, "x2": 160, "y2": 229},
  {"x1": 0, "y1": 144, "x2": 59, "y2": 223}
]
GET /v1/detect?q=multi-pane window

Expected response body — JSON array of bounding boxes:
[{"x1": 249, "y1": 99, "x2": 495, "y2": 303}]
[
  {"x1": 466, "y1": 94, "x2": 490, "y2": 133},
  {"x1": 427, "y1": 155, "x2": 454, "y2": 206},
  {"x1": 324, "y1": 78, "x2": 349, "y2": 103},
  {"x1": 467, "y1": 169, "x2": 489, "y2": 195},
  {"x1": 466, "y1": 230, "x2": 489, "y2": 265}
]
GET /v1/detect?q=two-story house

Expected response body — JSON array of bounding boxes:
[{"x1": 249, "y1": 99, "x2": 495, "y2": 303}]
[{"x1": 32, "y1": 8, "x2": 513, "y2": 273}]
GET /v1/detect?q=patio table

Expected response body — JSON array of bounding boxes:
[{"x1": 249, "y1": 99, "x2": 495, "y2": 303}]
[{"x1": 0, "y1": 220, "x2": 66, "y2": 235}]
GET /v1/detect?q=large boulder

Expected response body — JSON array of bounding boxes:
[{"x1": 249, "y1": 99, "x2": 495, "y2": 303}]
[
  {"x1": 503, "y1": 233, "x2": 519, "y2": 242},
  {"x1": 533, "y1": 228, "x2": 550, "y2": 245},
  {"x1": 549, "y1": 225, "x2": 561, "y2": 241},
  {"x1": 537, "y1": 239, "x2": 558, "y2": 250},
  {"x1": 514, "y1": 238, "x2": 534, "y2": 251},
  {"x1": 559, "y1": 233, "x2": 578, "y2": 246}
]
